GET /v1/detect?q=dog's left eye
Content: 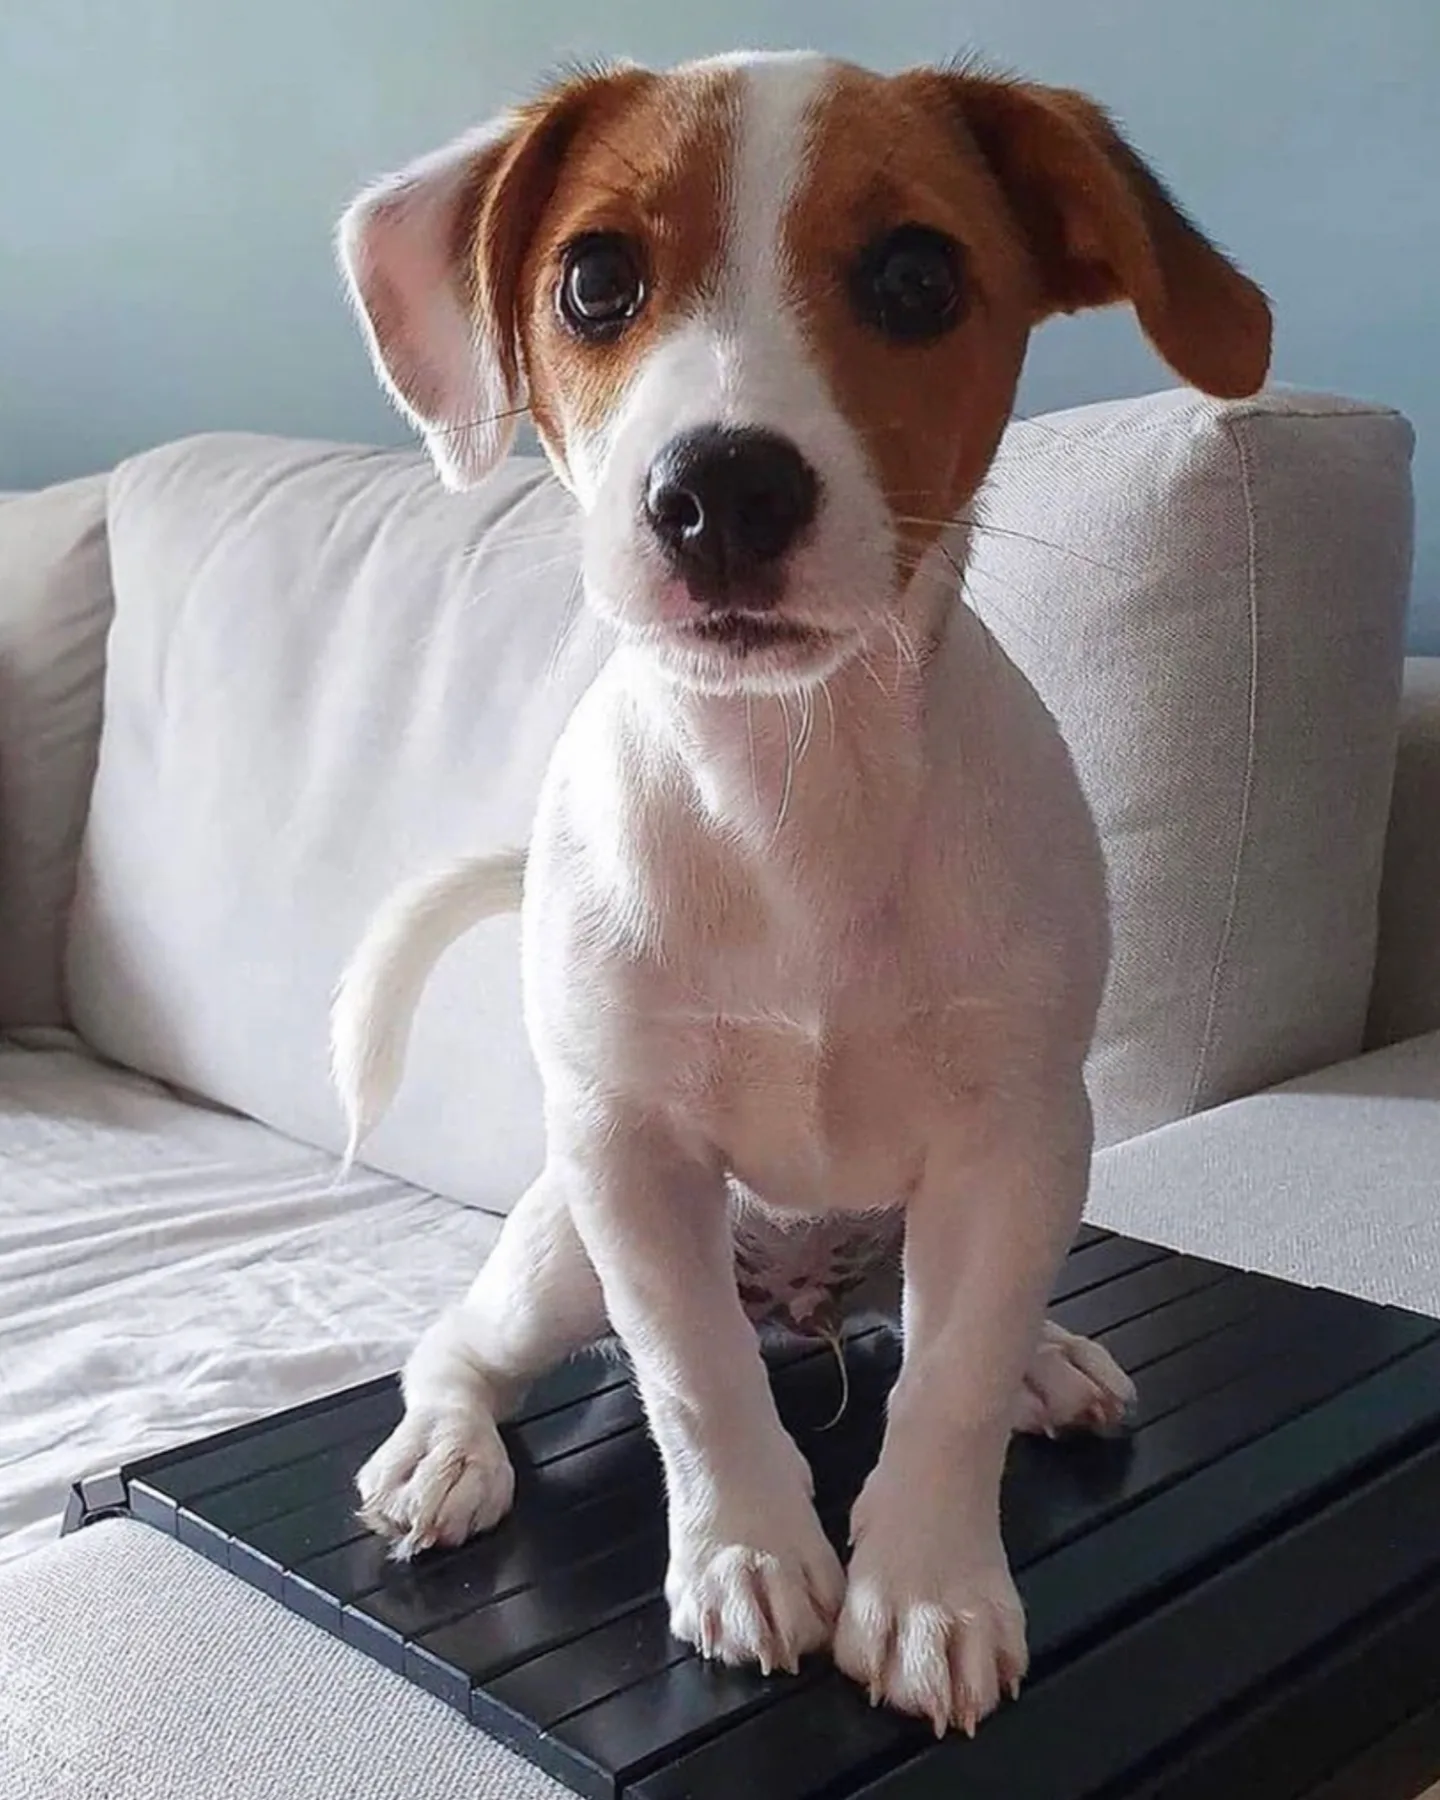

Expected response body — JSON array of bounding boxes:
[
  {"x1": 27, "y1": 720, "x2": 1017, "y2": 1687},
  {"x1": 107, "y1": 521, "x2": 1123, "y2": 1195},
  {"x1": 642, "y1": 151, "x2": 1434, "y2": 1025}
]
[
  {"x1": 852, "y1": 225, "x2": 965, "y2": 343},
  {"x1": 557, "y1": 234, "x2": 646, "y2": 339}
]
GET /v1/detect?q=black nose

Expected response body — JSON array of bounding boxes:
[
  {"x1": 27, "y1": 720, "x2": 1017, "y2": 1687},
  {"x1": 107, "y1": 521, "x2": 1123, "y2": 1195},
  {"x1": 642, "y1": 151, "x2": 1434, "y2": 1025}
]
[{"x1": 644, "y1": 427, "x2": 819, "y2": 600}]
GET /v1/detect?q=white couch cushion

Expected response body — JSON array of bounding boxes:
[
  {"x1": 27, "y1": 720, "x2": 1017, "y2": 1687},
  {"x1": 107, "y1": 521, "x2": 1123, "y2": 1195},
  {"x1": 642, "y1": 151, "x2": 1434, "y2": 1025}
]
[
  {"x1": 0, "y1": 1031, "x2": 499, "y2": 1563},
  {"x1": 65, "y1": 390, "x2": 1413, "y2": 1207},
  {"x1": 70, "y1": 437, "x2": 593, "y2": 1207},
  {"x1": 1089, "y1": 1028, "x2": 1440, "y2": 1317},
  {"x1": 972, "y1": 388, "x2": 1412, "y2": 1140},
  {"x1": 0, "y1": 476, "x2": 112, "y2": 1027}
]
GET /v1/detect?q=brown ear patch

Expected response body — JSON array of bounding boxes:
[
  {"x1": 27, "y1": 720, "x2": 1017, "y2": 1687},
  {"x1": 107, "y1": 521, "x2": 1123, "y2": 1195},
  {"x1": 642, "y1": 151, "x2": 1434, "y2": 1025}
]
[{"x1": 941, "y1": 71, "x2": 1273, "y2": 398}]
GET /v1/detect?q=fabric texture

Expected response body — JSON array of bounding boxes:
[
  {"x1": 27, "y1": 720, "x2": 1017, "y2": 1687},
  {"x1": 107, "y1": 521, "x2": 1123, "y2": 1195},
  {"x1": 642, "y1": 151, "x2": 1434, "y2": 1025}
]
[
  {"x1": 1367, "y1": 656, "x2": 1440, "y2": 1049},
  {"x1": 68, "y1": 437, "x2": 586, "y2": 1209},
  {"x1": 0, "y1": 476, "x2": 112, "y2": 1027},
  {"x1": 0, "y1": 1031, "x2": 498, "y2": 1564},
  {"x1": 0, "y1": 1520, "x2": 570, "y2": 1800},
  {"x1": 1089, "y1": 1027, "x2": 1440, "y2": 1317},
  {"x1": 64, "y1": 391, "x2": 1414, "y2": 1211},
  {"x1": 974, "y1": 388, "x2": 1413, "y2": 1142}
]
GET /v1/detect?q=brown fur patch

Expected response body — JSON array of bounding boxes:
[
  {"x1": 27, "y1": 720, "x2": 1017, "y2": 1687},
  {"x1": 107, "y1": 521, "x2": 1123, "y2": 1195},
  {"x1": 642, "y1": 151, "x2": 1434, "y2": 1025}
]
[
  {"x1": 498, "y1": 67, "x2": 742, "y2": 465},
  {"x1": 781, "y1": 66, "x2": 1038, "y2": 575},
  {"x1": 783, "y1": 63, "x2": 1271, "y2": 569}
]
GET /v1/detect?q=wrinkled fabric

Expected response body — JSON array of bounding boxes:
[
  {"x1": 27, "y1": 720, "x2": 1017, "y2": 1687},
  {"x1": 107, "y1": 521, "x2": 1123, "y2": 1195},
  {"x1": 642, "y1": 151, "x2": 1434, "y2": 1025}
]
[{"x1": 0, "y1": 1032, "x2": 498, "y2": 1563}]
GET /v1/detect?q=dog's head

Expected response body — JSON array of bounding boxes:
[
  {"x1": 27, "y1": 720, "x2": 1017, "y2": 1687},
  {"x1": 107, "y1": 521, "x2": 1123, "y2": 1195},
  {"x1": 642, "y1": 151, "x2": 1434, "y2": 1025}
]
[{"x1": 340, "y1": 53, "x2": 1270, "y2": 694}]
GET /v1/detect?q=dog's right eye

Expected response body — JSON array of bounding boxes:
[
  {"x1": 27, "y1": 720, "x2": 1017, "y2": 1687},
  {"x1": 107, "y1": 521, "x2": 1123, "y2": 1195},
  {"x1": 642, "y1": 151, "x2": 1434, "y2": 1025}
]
[
  {"x1": 557, "y1": 234, "x2": 647, "y2": 340},
  {"x1": 851, "y1": 224, "x2": 966, "y2": 344}
]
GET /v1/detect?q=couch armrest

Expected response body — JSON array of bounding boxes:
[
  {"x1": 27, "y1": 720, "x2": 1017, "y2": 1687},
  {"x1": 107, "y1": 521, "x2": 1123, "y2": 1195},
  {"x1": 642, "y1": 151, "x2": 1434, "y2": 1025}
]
[
  {"x1": 1366, "y1": 656, "x2": 1440, "y2": 1047},
  {"x1": 0, "y1": 1521, "x2": 571, "y2": 1800},
  {"x1": 0, "y1": 474, "x2": 113, "y2": 1028}
]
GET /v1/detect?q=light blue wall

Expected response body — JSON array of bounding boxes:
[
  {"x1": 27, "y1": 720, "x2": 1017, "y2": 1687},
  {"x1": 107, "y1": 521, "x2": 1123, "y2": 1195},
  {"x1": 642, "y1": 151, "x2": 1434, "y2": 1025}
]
[{"x1": 2, "y1": 1, "x2": 1436, "y2": 645}]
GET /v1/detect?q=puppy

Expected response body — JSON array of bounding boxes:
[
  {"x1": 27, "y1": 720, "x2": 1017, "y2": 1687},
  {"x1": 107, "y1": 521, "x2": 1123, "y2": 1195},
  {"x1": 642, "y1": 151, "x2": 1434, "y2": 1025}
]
[{"x1": 332, "y1": 51, "x2": 1270, "y2": 1735}]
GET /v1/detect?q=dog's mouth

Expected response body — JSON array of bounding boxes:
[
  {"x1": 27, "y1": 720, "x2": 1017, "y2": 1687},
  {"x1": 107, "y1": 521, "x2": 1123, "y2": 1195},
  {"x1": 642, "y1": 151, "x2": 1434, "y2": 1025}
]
[{"x1": 682, "y1": 613, "x2": 827, "y2": 656}]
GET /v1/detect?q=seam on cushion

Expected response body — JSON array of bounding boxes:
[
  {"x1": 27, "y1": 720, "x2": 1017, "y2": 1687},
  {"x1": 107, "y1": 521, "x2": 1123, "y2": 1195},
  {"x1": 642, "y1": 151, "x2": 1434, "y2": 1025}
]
[
  {"x1": 1186, "y1": 417, "x2": 1262, "y2": 1114},
  {"x1": 1001, "y1": 402, "x2": 1405, "y2": 450}
]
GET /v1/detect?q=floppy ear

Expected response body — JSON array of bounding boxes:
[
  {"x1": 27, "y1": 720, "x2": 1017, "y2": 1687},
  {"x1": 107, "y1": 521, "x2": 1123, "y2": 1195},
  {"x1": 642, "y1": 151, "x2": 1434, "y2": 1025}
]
[
  {"x1": 338, "y1": 118, "x2": 522, "y2": 488},
  {"x1": 945, "y1": 72, "x2": 1272, "y2": 398},
  {"x1": 337, "y1": 76, "x2": 610, "y2": 489}
]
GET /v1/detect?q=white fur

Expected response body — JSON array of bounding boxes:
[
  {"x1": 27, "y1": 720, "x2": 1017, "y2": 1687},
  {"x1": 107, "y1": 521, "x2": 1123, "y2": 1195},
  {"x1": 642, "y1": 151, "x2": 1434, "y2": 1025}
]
[
  {"x1": 331, "y1": 850, "x2": 524, "y2": 1160},
  {"x1": 337, "y1": 52, "x2": 1133, "y2": 1735}
]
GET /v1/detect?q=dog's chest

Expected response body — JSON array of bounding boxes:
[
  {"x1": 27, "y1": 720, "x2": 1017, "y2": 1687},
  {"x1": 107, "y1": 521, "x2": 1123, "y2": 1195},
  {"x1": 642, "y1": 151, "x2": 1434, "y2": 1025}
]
[{"x1": 645, "y1": 953, "x2": 953, "y2": 1215}]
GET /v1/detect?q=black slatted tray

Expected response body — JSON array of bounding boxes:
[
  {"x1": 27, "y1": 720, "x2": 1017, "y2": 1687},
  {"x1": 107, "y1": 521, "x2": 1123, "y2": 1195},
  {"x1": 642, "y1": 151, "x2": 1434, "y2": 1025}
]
[{"x1": 66, "y1": 1229, "x2": 1440, "y2": 1800}]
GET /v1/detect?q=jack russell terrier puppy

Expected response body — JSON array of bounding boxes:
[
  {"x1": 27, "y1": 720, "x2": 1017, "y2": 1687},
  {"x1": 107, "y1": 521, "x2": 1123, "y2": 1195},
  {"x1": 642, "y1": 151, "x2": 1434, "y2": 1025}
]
[{"x1": 331, "y1": 51, "x2": 1270, "y2": 1736}]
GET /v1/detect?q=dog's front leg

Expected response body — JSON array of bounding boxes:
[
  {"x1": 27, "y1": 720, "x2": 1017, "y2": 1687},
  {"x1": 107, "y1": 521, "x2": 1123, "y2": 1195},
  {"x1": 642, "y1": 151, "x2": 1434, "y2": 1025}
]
[
  {"x1": 834, "y1": 1082, "x2": 1094, "y2": 1735},
  {"x1": 559, "y1": 1116, "x2": 846, "y2": 1673}
]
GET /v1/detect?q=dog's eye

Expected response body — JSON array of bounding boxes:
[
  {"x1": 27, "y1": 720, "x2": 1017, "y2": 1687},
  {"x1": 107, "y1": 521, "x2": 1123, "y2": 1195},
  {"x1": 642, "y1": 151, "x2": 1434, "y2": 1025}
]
[
  {"x1": 852, "y1": 225, "x2": 965, "y2": 343},
  {"x1": 557, "y1": 234, "x2": 646, "y2": 339}
]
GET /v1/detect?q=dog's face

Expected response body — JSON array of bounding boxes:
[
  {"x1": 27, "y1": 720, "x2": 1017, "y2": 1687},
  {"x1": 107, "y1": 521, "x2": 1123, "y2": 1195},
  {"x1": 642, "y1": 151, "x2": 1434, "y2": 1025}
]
[{"x1": 340, "y1": 54, "x2": 1270, "y2": 694}]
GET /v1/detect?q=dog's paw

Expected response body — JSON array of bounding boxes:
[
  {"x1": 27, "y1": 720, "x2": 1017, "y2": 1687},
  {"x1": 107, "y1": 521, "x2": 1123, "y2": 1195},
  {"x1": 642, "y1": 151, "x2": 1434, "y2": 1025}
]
[
  {"x1": 1013, "y1": 1318, "x2": 1136, "y2": 1437},
  {"x1": 667, "y1": 1516, "x2": 846, "y2": 1676},
  {"x1": 357, "y1": 1408, "x2": 515, "y2": 1560},
  {"x1": 834, "y1": 1537, "x2": 1027, "y2": 1737}
]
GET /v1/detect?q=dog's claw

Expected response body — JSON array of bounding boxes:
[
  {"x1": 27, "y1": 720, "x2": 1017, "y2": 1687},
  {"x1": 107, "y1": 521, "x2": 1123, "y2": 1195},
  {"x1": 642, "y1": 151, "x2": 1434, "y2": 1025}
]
[
  {"x1": 1014, "y1": 1320, "x2": 1136, "y2": 1439},
  {"x1": 669, "y1": 1536, "x2": 844, "y2": 1675},
  {"x1": 357, "y1": 1408, "x2": 515, "y2": 1558},
  {"x1": 836, "y1": 1530, "x2": 1027, "y2": 1739}
]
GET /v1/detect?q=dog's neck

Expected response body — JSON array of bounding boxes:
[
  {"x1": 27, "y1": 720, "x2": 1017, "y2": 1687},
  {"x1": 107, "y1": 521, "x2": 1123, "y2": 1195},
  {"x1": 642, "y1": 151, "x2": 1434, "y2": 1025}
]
[{"x1": 623, "y1": 553, "x2": 967, "y2": 895}]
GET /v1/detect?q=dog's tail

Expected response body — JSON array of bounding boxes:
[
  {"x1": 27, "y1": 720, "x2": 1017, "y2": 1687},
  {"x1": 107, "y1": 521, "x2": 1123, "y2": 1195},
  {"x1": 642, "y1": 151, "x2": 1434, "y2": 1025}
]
[{"x1": 331, "y1": 849, "x2": 526, "y2": 1167}]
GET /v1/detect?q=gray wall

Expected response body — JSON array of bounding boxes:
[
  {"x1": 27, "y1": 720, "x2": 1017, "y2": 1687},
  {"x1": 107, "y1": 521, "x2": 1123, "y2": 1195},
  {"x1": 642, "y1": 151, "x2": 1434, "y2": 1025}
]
[{"x1": 3, "y1": 1, "x2": 1436, "y2": 646}]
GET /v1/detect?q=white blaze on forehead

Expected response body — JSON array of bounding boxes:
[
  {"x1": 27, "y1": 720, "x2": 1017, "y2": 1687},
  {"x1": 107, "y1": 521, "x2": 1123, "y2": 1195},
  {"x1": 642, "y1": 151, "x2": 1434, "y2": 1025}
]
[
  {"x1": 716, "y1": 53, "x2": 832, "y2": 331},
  {"x1": 577, "y1": 52, "x2": 895, "y2": 651}
]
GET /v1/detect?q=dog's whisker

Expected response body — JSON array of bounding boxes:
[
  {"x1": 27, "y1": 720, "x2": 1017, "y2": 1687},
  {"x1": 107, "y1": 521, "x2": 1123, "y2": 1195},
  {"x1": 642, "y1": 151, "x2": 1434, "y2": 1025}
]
[
  {"x1": 816, "y1": 675, "x2": 838, "y2": 751},
  {"x1": 936, "y1": 544, "x2": 970, "y2": 594},
  {"x1": 890, "y1": 504, "x2": 1125, "y2": 582},
  {"x1": 960, "y1": 565, "x2": 1051, "y2": 658},
  {"x1": 885, "y1": 616, "x2": 924, "y2": 678},
  {"x1": 428, "y1": 402, "x2": 532, "y2": 440},
  {"x1": 544, "y1": 570, "x2": 588, "y2": 681},
  {"x1": 796, "y1": 686, "x2": 816, "y2": 767},
  {"x1": 964, "y1": 520, "x2": 1127, "y2": 579},
  {"x1": 461, "y1": 524, "x2": 579, "y2": 550},
  {"x1": 856, "y1": 651, "x2": 890, "y2": 700},
  {"x1": 887, "y1": 506, "x2": 1126, "y2": 585},
  {"x1": 459, "y1": 530, "x2": 581, "y2": 566},
  {"x1": 772, "y1": 690, "x2": 800, "y2": 841},
  {"x1": 457, "y1": 546, "x2": 579, "y2": 579}
]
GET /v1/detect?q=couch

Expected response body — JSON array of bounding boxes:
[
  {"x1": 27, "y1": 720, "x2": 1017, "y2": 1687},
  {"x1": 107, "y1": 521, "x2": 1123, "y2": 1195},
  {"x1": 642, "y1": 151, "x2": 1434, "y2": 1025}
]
[{"x1": 1, "y1": 385, "x2": 1435, "y2": 1798}]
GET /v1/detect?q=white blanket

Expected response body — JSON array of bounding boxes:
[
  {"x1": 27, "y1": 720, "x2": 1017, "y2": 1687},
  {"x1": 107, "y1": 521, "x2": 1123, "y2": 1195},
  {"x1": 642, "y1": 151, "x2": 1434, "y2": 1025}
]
[{"x1": 0, "y1": 1033, "x2": 500, "y2": 1562}]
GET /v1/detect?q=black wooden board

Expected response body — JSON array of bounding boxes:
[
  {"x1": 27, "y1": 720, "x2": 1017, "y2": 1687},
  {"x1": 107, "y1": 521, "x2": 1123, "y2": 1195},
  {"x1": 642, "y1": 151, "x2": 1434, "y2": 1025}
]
[{"x1": 66, "y1": 1230, "x2": 1440, "y2": 1800}]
